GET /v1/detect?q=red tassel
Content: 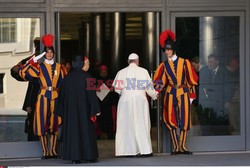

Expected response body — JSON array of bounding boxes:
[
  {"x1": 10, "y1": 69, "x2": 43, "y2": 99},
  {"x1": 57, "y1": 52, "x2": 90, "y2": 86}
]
[
  {"x1": 41, "y1": 34, "x2": 54, "y2": 47},
  {"x1": 159, "y1": 30, "x2": 176, "y2": 48}
]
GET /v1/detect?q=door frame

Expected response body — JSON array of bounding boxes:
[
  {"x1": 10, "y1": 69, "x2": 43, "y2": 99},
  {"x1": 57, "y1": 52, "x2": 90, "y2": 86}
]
[{"x1": 54, "y1": 11, "x2": 163, "y2": 153}]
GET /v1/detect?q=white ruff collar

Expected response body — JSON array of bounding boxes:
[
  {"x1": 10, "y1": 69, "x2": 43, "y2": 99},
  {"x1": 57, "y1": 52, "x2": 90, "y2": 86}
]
[
  {"x1": 45, "y1": 59, "x2": 55, "y2": 65},
  {"x1": 168, "y1": 54, "x2": 177, "y2": 61}
]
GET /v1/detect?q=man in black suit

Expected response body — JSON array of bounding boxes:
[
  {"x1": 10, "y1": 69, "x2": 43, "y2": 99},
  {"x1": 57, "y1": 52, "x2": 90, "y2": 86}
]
[
  {"x1": 206, "y1": 54, "x2": 225, "y2": 119},
  {"x1": 200, "y1": 54, "x2": 230, "y2": 135}
]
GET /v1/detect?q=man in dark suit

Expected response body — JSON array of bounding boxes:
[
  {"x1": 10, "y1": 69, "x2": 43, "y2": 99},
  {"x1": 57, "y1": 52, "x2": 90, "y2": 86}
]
[
  {"x1": 199, "y1": 54, "x2": 230, "y2": 135},
  {"x1": 206, "y1": 54, "x2": 226, "y2": 120}
]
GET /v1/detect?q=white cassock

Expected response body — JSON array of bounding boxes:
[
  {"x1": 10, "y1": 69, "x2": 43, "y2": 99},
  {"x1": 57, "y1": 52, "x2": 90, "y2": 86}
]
[{"x1": 112, "y1": 63, "x2": 158, "y2": 156}]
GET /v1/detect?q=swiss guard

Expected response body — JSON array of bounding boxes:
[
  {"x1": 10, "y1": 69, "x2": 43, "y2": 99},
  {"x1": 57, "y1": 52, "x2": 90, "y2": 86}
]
[
  {"x1": 19, "y1": 34, "x2": 67, "y2": 159},
  {"x1": 153, "y1": 30, "x2": 198, "y2": 155}
]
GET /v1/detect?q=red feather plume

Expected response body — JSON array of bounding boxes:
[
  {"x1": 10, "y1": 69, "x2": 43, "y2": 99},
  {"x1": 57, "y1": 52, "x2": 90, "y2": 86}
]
[
  {"x1": 41, "y1": 34, "x2": 54, "y2": 47},
  {"x1": 159, "y1": 30, "x2": 176, "y2": 48}
]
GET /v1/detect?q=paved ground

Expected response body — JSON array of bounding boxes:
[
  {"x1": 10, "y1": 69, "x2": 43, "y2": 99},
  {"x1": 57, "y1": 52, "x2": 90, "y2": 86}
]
[
  {"x1": 0, "y1": 117, "x2": 247, "y2": 166},
  {"x1": 1, "y1": 152, "x2": 250, "y2": 166}
]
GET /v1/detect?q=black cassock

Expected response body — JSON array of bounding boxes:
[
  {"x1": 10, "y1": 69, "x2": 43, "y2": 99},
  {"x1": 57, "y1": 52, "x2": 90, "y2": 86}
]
[
  {"x1": 55, "y1": 69, "x2": 100, "y2": 161},
  {"x1": 22, "y1": 79, "x2": 40, "y2": 141}
]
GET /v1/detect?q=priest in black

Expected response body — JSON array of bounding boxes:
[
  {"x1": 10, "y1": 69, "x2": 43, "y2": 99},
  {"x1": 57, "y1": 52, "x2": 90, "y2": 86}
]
[{"x1": 55, "y1": 55, "x2": 100, "y2": 164}]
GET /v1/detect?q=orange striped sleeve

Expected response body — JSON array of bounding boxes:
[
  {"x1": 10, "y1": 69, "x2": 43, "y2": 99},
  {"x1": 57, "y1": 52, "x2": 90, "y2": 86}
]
[
  {"x1": 19, "y1": 62, "x2": 40, "y2": 80},
  {"x1": 153, "y1": 62, "x2": 168, "y2": 91},
  {"x1": 185, "y1": 59, "x2": 198, "y2": 85}
]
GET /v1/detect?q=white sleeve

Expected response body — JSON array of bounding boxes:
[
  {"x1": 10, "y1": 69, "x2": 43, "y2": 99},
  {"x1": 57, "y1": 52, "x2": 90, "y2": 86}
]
[
  {"x1": 112, "y1": 71, "x2": 123, "y2": 95},
  {"x1": 145, "y1": 70, "x2": 158, "y2": 100}
]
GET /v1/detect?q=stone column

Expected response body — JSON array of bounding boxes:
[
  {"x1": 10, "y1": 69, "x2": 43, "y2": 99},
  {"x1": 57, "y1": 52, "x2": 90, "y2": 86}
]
[{"x1": 110, "y1": 12, "x2": 125, "y2": 77}]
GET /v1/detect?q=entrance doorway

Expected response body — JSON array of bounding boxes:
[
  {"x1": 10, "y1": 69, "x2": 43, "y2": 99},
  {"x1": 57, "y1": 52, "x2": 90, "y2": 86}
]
[{"x1": 57, "y1": 12, "x2": 160, "y2": 157}]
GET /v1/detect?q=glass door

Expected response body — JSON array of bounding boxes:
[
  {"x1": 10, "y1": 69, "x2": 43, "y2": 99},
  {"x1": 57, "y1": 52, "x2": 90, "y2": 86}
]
[
  {"x1": 0, "y1": 13, "x2": 45, "y2": 158},
  {"x1": 171, "y1": 12, "x2": 245, "y2": 151}
]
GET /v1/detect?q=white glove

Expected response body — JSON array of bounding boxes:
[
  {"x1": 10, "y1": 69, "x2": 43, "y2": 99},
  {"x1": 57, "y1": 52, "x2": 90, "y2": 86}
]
[
  {"x1": 190, "y1": 98, "x2": 194, "y2": 104},
  {"x1": 33, "y1": 52, "x2": 46, "y2": 63},
  {"x1": 151, "y1": 91, "x2": 159, "y2": 100}
]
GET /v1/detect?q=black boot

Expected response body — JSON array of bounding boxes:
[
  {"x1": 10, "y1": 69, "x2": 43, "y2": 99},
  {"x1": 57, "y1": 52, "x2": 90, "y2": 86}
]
[
  {"x1": 180, "y1": 150, "x2": 193, "y2": 155},
  {"x1": 179, "y1": 130, "x2": 192, "y2": 155},
  {"x1": 170, "y1": 129, "x2": 180, "y2": 156},
  {"x1": 41, "y1": 155, "x2": 50, "y2": 159},
  {"x1": 171, "y1": 151, "x2": 180, "y2": 155}
]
